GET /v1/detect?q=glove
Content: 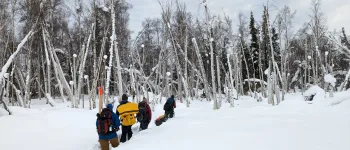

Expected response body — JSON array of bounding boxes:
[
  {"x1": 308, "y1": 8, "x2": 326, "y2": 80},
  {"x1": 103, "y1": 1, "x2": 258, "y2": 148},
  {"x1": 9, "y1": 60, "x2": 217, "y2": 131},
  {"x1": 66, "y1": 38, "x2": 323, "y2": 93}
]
[{"x1": 114, "y1": 127, "x2": 119, "y2": 131}]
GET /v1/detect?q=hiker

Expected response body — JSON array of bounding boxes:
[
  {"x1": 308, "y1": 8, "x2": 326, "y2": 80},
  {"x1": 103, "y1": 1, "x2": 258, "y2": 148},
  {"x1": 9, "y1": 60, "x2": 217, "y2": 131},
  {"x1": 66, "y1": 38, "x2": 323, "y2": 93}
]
[
  {"x1": 96, "y1": 104, "x2": 120, "y2": 150},
  {"x1": 116, "y1": 94, "x2": 139, "y2": 143},
  {"x1": 137, "y1": 97, "x2": 152, "y2": 131},
  {"x1": 164, "y1": 95, "x2": 176, "y2": 119}
]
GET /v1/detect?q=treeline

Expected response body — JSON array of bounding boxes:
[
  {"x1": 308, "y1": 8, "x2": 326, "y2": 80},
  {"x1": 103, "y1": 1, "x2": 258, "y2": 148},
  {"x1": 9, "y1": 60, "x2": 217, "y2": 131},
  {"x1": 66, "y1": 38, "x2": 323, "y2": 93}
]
[{"x1": 0, "y1": 0, "x2": 349, "y2": 112}]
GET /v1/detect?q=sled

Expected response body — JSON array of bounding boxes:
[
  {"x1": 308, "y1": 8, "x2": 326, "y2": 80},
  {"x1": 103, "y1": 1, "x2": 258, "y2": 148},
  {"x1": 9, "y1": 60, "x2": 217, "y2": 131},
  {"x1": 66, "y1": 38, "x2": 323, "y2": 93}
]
[{"x1": 155, "y1": 114, "x2": 168, "y2": 126}]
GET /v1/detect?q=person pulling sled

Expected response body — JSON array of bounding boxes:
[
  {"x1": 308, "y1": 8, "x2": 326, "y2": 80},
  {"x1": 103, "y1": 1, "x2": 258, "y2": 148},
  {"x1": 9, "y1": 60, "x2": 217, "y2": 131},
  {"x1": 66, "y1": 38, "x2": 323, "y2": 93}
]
[{"x1": 163, "y1": 95, "x2": 176, "y2": 119}]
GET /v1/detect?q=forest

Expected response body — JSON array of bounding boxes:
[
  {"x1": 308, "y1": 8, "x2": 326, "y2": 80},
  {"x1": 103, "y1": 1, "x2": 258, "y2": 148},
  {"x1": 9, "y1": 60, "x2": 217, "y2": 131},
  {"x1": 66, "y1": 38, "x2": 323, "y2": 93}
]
[{"x1": 0, "y1": 0, "x2": 349, "y2": 114}]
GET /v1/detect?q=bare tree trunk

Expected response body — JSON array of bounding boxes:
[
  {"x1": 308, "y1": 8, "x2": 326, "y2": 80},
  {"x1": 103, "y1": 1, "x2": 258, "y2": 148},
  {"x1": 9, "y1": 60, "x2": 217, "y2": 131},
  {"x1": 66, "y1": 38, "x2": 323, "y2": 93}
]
[
  {"x1": 192, "y1": 38, "x2": 211, "y2": 101},
  {"x1": 177, "y1": 72, "x2": 183, "y2": 103},
  {"x1": 234, "y1": 51, "x2": 240, "y2": 100},
  {"x1": 42, "y1": 28, "x2": 67, "y2": 103},
  {"x1": 114, "y1": 41, "x2": 123, "y2": 102},
  {"x1": 216, "y1": 56, "x2": 221, "y2": 108},
  {"x1": 227, "y1": 53, "x2": 235, "y2": 107},
  {"x1": 44, "y1": 29, "x2": 75, "y2": 106},
  {"x1": 0, "y1": 88, "x2": 11, "y2": 115},
  {"x1": 105, "y1": 0, "x2": 116, "y2": 102},
  {"x1": 76, "y1": 27, "x2": 93, "y2": 107},
  {"x1": 9, "y1": 81, "x2": 24, "y2": 107},
  {"x1": 90, "y1": 37, "x2": 107, "y2": 109},
  {"x1": 265, "y1": 7, "x2": 275, "y2": 106},
  {"x1": 42, "y1": 27, "x2": 51, "y2": 100},
  {"x1": 24, "y1": 55, "x2": 31, "y2": 108}
]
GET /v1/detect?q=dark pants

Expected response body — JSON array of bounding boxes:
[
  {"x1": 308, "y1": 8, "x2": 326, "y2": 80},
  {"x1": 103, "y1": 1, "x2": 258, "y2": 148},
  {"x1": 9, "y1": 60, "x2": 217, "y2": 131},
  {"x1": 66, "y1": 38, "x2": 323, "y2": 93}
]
[
  {"x1": 165, "y1": 109, "x2": 174, "y2": 119},
  {"x1": 120, "y1": 125, "x2": 132, "y2": 143},
  {"x1": 140, "y1": 120, "x2": 150, "y2": 131}
]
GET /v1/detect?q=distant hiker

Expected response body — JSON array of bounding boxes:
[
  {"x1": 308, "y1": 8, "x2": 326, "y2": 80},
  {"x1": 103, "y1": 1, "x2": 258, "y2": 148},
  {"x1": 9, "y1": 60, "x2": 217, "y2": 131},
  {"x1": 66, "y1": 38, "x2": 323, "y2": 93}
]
[
  {"x1": 137, "y1": 97, "x2": 152, "y2": 131},
  {"x1": 96, "y1": 104, "x2": 120, "y2": 150},
  {"x1": 116, "y1": 94, "x2": 139, "y2": 143},
  {"x1": 163, "y1": 95, "x2": 176, "y2": 119}
]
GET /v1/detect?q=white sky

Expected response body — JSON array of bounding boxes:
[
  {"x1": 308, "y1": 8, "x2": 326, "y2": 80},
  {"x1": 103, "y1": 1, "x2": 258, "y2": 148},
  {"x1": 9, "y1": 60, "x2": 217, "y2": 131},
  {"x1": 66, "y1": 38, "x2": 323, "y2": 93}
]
[{"x1": 128, "y1": 0, "x2": 350, "y2": 39}]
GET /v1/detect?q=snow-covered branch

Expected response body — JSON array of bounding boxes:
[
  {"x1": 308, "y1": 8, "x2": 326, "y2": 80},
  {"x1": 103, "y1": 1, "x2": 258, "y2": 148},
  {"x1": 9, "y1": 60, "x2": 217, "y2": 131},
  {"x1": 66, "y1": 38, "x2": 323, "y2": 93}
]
[{"x1": 0, "y1": 30, "x2": 34, "y2": 85}]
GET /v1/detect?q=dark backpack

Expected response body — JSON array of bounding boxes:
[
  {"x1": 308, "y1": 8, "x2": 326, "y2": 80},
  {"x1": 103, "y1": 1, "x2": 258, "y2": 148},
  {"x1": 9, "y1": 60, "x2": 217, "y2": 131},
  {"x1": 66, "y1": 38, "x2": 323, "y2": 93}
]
[
  {"x1": 97, "y1": 108, "x2": 113, "y2": 135},
  {"x1": 163, "y1": 99, "x2": 173, "y2": 111},
  {"x1": 137, "y1": 102, "x2": 148, "y2": 122}
]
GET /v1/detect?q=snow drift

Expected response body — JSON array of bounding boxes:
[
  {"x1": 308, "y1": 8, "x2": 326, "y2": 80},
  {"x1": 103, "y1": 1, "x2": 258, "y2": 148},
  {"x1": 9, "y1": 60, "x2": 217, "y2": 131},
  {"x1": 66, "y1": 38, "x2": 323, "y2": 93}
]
[{"x1": 1, "y1": 95, "x2": 350, "y2": 150}]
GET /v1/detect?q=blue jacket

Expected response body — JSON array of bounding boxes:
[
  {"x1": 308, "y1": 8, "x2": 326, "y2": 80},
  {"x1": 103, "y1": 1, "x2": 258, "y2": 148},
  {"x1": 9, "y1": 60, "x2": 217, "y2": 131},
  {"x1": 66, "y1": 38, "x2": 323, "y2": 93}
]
[
  {"x1": 166, "y1": 97, "x2": 176, "y2": 109},
  {"x1": 96, "y1": 104, "x2": 121, "y2": 140},
  {"x1": 167, "y1": 97, "x2": 174, "y2": 104}
]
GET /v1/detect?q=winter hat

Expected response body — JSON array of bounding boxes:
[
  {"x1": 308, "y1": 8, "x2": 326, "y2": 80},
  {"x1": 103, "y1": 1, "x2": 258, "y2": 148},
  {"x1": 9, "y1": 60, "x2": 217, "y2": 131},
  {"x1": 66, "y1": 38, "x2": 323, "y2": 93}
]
[
  {"x1": 122, "y1": 94, "x2": 128, "y2": 101},
  {"x1": 171, "y1": 95, "x2": 175, "y2": 99},
  {"x1": 106, "y1": 103, "x2": 113, "y2": 110}
]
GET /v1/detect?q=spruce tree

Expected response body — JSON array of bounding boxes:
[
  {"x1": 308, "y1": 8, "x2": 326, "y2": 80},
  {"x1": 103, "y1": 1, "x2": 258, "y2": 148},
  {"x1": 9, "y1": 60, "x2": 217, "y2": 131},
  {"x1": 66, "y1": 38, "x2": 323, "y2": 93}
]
[
  {"x1": 272, "y1": 27, "x2": 281, "y2": 69},
  {"x1": 249, "y1": 11, "x2": 260, "y2": 81},
  {"x1": 341, "y1": 27, "x2": 350, "y2": 49},
  {"x1": 340, "y1": 27, "x2": 350, "y2": 89},
  {"x1": 337, "y1": 27, "x2": 350, "y2": 71},
  {"x1": 261, "y1": 6, "x2": 270, "y2": 73},
  {"x1": 240, "y1": 38, "x2": 251, "y2": 80}
]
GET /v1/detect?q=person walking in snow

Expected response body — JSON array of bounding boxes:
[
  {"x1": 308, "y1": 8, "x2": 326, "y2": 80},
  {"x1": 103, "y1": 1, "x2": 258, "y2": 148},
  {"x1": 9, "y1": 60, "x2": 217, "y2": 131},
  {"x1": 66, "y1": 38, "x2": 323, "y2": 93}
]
[
  {"x1": 116, "y1": 94, "x2": 139, "y2": 143},
  {"x1": 163, "y1": 95, "x2": 176, "y2": 119},
  {"x1": 96, "y1": 104, "x2": 120, "y2": 150},
  {"x1": 137, "y1": 97, "x2": 152, "y2": 131}
]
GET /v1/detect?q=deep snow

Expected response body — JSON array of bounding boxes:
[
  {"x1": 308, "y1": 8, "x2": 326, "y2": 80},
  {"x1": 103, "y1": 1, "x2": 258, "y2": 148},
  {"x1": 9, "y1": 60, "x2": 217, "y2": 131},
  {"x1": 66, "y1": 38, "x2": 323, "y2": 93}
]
[{"x1": 0, "y1": 93, "x2": 350, "y2": 150}]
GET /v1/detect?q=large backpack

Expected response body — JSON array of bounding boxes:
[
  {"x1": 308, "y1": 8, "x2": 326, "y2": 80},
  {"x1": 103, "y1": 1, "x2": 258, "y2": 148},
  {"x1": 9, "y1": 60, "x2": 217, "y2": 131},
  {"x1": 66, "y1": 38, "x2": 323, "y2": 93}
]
[
  {"x1": 117, "y1": 102, "x2": 138, "y2": 126},
  {"x1": 137, "y1": 102, "x2": 148, "y2": 122},
  {"x1": 97, "y1": 108, "x2": 113, "y2": 135},
  {"x1": 163, "y1": 98, "x2": 173, "y2": 111}
]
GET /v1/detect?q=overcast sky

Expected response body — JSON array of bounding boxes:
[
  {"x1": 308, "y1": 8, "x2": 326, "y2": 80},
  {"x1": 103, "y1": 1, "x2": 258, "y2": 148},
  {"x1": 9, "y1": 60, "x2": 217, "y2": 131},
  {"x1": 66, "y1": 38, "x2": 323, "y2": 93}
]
[{"x1": 127, "y1": 0, "x2": 350, "y2": 39}]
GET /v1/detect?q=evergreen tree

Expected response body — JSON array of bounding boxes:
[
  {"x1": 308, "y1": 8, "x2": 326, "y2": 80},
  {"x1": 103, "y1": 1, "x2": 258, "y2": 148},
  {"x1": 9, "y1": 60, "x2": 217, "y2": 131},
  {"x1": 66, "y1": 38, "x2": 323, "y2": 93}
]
[
  {"x1": 336, "y1": 27, "x2": 350, "y2": 71},
  {"x1": 341, "y1": 27, "x2": 350, "y2": 49},
  {"x1": 340, "y1": 27, "x2": 350, "y2": 89},
  {"x1": 240, "y1": 38, "x2": 250, "y2": 79},
  {"x1": 272, "y1": 27, "x2": 281, "y2": 69},
  {"x1": 249, "y1": 11, "x2": 260, "y2": 80},
  {"x1": 261, "y1": 6, "x2": 270, "y2": 73}
]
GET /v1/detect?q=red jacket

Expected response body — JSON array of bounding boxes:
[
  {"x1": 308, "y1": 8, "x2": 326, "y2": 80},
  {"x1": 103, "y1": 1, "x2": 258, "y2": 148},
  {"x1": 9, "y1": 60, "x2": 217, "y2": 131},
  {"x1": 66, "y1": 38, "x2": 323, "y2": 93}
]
[{"x1": 145, "y1": 103, "x2": 152, "y2": 121}]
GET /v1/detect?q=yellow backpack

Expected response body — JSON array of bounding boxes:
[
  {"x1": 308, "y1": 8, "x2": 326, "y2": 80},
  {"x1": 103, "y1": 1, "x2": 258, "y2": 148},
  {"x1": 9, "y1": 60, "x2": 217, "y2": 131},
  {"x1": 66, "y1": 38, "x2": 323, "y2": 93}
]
[{"x1": 117, "y1": 102, "x2": 139, "y2": 126}]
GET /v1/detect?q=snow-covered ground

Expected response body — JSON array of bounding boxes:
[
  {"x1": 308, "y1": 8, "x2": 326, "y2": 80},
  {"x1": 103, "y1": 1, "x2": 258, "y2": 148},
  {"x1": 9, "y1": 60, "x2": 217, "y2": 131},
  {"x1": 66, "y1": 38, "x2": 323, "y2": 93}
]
[{"x1": 0, "y1": 92, "x2": 350, "y2": 150}]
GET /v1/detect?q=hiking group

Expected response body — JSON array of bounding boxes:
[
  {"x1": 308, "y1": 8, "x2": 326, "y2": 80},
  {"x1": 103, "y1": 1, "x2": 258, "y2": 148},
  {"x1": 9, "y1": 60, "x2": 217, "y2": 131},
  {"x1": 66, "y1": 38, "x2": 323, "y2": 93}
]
[{"x1": 96, "y1": 94, "x2": 176, "y2": 150}]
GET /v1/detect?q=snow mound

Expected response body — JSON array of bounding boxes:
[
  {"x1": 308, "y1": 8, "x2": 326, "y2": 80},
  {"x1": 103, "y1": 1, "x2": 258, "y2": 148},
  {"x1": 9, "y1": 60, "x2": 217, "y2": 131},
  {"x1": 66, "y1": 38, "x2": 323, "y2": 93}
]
[
  {"x1": 304, "y1": 85, "x2": 325, "y2": 96},
  {"x1": 324, "y1": 74, "x2": 336, "y2": 87},
  {"x1": 329, "y1": 91, "x2": 350, "y2": 106},
  {"x1": 304, "y1": 85, "x2": 326, "y2": 101}
]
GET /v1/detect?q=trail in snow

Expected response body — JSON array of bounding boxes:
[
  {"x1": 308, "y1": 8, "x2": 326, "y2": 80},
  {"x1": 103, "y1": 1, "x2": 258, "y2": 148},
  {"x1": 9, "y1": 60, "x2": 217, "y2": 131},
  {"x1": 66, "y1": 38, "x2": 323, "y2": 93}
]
[
  {"x1": 0, "y1": 93, "x2": 349, "y2": 150},
  {"x1": 113, "y1": 99, "x2": 350, "y2": 150}
]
